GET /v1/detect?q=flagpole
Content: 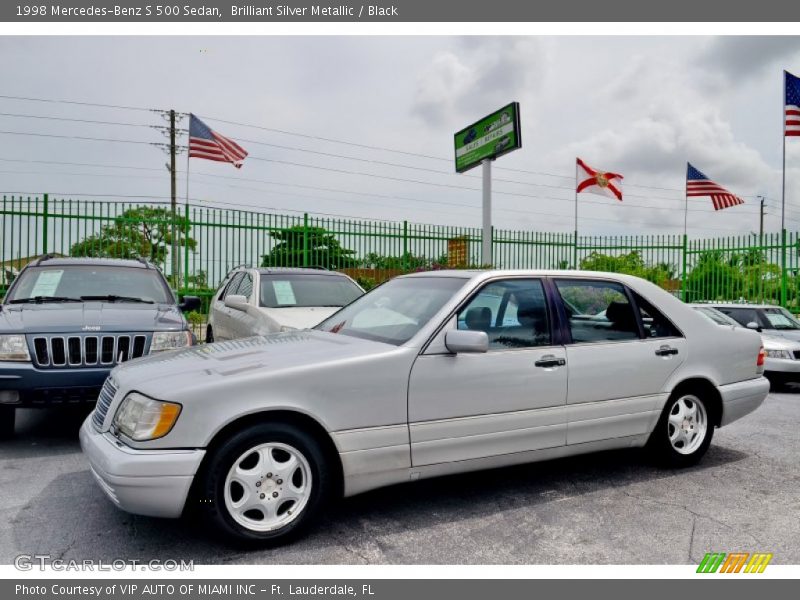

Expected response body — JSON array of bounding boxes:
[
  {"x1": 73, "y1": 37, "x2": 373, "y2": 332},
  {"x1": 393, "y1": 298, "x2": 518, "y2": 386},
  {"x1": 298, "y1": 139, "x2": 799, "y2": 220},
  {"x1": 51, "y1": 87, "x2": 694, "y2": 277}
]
[
  {"x1": 684, "y1": 163, "x2": 689, "y2": 239},
  {"x1": 184, "y1": 141, "x2": 191, "y2": 292},
  {"x1": 574, "y1": 159, "x2": 578, "y2": 270},
  {"x1": 781, "y1": 71, "x2": 788, "y2": 307},
  {"x1": 682, "y1": 163, "x2": 689, "y2": 302}
]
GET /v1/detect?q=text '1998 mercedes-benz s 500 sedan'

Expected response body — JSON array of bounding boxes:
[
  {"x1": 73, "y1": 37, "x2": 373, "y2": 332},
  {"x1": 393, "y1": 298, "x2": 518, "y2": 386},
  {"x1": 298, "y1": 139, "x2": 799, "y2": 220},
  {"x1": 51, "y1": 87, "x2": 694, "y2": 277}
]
[{"x1": 80, "y1": 270, "x2": 769, "y2": 544}]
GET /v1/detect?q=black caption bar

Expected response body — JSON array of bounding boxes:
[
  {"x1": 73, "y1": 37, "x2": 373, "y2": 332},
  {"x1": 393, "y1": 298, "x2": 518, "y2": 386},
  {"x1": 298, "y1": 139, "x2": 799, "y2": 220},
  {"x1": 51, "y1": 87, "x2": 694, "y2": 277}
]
[
  {"x1": 4, "y1": 580, "x2": 798, "y2": 600},
  {"x1": 2, "y1": 0, "x2": 800, "y2": 22}
]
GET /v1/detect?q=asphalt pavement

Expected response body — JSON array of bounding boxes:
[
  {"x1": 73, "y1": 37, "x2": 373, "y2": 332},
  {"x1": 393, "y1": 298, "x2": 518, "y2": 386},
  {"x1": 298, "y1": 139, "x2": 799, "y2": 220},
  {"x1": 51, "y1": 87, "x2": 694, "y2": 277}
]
[{"x1": 1, "y1": 391, "x2": 798, "y2": 565}]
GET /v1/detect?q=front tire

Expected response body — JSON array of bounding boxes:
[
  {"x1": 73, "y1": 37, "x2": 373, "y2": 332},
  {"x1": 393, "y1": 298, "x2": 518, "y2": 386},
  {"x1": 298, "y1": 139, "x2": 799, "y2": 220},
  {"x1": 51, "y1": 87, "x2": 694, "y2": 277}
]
[
  {"x1": 647, "y1": 392, "x2": 714, "y2": 467},
  {"x1": 196, "y1": 422, "x2": 331, "y2": 545},
  {"x1": 205, "y1": 325, "x2": 214, "y2": 343},
  {"x1": 0, "y1": 405, "x2": 15, "y2": 439}
]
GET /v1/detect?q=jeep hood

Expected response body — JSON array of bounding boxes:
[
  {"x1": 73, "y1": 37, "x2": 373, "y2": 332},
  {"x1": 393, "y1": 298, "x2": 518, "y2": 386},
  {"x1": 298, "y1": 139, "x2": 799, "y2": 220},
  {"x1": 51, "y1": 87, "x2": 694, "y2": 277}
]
[{"x1": 0, "y1": 302, "x2": 186, "y2": 333}]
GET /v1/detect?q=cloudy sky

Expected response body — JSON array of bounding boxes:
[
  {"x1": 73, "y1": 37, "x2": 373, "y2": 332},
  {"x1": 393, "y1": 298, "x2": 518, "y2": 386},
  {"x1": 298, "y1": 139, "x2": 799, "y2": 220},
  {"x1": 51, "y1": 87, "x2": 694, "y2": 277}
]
[{"x1": 1, "y1": 35, "x2": 800, "y2": 238}]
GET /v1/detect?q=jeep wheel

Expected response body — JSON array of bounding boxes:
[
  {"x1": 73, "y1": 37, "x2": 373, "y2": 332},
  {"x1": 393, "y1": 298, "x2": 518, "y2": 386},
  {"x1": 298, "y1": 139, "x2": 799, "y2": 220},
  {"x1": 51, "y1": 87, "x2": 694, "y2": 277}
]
[
  {"x1": 0, "y1": 405, "x2": 16, "y2": 439},
  {"x1": 197, "y1": 422, "x2": 331, "y2": 544}
]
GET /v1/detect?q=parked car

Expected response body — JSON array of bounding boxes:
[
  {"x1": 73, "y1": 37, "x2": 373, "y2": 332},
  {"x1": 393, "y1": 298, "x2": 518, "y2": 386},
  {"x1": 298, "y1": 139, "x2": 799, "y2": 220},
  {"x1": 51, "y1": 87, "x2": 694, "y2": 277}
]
[
  {"x1": 0, "y1": 256, "x2": 200, "y2": 438},
  {"x1": 206, "y1": 267, "x2": 363, "y2": 342},
  {"x1": 691, "y1": 304, "x2": 800, "y2": 387},
  {"x1": 710, "y1": 303, "x2": 800, "y2": 341},
  {"x1": 81, "y1": 270, "x2": 767, "y2": 544}
]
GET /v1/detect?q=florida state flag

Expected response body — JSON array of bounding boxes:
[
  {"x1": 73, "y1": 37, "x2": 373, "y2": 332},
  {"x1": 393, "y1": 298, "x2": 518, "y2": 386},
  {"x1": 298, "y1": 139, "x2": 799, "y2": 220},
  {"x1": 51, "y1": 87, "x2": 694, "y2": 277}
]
[{"x1": 576, "y1": 158, "x2": 623, "y2": 201}]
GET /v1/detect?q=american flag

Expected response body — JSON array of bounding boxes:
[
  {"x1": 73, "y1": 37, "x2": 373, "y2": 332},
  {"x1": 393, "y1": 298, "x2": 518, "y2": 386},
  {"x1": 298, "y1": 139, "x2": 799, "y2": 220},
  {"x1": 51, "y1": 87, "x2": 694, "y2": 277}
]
[
  {"x1": 188, "y1": 114, "x2": 248, "y2": 168},
  {"x1": 786, "y1": 71, "x2": 800, "y2": 137},
  {"x1": 686, "y1": 163, "x2": 745, "y2": 211}
]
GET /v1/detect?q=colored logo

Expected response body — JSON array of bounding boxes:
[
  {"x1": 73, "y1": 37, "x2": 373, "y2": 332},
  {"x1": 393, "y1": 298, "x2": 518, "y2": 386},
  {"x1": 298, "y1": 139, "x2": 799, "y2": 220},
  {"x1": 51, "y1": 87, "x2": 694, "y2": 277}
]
[{"x1": 697, "y1": 552, "x2": 773, "y2": 573}]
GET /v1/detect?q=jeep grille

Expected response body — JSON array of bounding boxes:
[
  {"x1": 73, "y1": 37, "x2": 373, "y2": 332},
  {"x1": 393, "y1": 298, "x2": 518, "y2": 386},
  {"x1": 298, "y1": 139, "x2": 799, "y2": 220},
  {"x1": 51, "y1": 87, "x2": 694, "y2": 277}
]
[{"x1": 30, "y1": 334, "x2": 148, "y2": 368}]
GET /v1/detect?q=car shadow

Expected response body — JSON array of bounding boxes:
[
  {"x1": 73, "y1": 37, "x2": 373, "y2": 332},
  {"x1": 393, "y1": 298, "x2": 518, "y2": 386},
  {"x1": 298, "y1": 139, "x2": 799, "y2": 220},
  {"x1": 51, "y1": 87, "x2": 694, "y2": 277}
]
[
  {"x1": 1, "y1": 406, "x2": 91, "y2": 458},
  {"x1": 8, "y1": 442, "x2": 749, "y2": 564}
]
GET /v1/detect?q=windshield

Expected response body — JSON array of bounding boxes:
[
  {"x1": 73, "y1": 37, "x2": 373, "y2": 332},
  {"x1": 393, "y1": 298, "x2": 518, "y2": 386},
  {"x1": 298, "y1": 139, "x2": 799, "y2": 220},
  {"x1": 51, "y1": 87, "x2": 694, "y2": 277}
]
[
  {"x1": 315, "y1": 276, "x2": 468, "y2": 345},
  {"x1": 259, "y1": 273, "x2": 363, "y2": 308},
  {"x1": 762, "y1": 307, "x2": 800, "y2": 330},
  {"x1": 6, "y1": 265, "x2": 172, "y2": 304},
  {"x1": 693, "y1": 306, "x2": 740, "y2": 327}
]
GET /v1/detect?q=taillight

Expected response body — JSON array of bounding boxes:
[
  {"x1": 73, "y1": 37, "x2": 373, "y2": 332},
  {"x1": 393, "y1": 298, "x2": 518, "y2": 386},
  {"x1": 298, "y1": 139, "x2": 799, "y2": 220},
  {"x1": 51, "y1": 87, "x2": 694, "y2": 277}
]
[{"x1": 757, "y1": 346, "x2": 766, "y2": 367}]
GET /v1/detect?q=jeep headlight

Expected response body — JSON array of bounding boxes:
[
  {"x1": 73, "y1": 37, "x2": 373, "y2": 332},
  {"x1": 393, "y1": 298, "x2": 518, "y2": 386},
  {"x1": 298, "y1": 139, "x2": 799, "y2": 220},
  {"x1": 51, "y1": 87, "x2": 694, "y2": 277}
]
[
  {"x1": 0, "y1": 335, "x2": 31, "y2": 362},
  {"x1": 113, "y1": 392, "x2": 181, "y2": 441},
  {"x1": 150, "y1": 331, "x2": 192, "y2": 353},
  {"x1": 765, "y1": 348, "x2": 793, "y2": 359}
]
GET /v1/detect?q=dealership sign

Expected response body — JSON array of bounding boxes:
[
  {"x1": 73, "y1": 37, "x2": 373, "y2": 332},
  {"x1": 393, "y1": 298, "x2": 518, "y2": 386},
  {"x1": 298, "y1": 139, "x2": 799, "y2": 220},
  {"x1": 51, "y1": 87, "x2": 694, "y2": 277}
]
[{"x1": 454, "y1": 102, "x2": 522, "y2": 173}]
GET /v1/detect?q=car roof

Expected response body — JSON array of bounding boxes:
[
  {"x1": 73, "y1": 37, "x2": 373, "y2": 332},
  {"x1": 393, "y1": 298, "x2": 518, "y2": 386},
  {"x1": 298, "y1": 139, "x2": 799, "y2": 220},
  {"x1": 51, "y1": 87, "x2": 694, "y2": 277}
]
[
  {"x1": 24, "y1": 257, "x2": 153, "y2": 269},
  {"x1": 702, "y1": 303, "x2": 782, "y2": 309},
  {"x1": 255, "y1": 267, "x2": 350, "y2": 276},
  {"x1": 397, "y1": 269, "x2": 651, "y2": 283}
]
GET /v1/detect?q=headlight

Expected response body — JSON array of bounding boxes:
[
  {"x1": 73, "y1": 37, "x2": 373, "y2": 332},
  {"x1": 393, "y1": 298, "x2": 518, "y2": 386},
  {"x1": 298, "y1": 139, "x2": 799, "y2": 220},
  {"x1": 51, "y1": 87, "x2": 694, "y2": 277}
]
[
  {"x1": 113, "y1": 392, "x2": 181, "y2": 441},
  {"x1": 0, "y1": 335, "x2": 31, "y2": 361},
  {"x1": 150, "y1": 331, "x2": 192, "y2": 353},
  {"x1": 765, "y1": 348, "x2": 793, "y2": 359}
]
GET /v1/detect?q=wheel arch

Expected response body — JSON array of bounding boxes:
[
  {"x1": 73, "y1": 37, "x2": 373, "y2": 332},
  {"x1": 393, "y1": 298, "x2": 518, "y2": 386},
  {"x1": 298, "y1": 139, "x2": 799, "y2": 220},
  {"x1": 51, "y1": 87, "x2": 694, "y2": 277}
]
[
  {"x1": 191, "y1": 409, "x2": 345, "y2": 503},
  {"x1": 666, "y1": 377, "x2": 723, "y2": 427}
]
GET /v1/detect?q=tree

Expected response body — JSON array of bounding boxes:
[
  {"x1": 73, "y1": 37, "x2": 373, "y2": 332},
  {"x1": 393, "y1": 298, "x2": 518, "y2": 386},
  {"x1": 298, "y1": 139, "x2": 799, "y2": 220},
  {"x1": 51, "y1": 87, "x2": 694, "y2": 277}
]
[
  {"x1": 70, "y1": 207, "x2": 196, "y2": 267},
  {"x1": 261, "y1": 225, "x2": 359, "y2": 269},
  {"x1": 684, "y1": 250, "x2": 745, "y2": 302},
  {"x1": 579, "y1": 251, "x2": 676, "y2": 285}
]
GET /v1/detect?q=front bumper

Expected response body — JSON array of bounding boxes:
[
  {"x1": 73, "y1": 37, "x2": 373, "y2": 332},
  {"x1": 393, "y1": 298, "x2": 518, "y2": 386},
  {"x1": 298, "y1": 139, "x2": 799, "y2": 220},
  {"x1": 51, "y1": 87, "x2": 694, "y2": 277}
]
[
  {"x1": 718, "y1": 377, "x2": 770, "y2": 427},
  {"x1": 764, "y1": 356, "x2": 800, "y2": 378},
  {"x1": 0, "y1": 362, "x2": 110, "y2": 405},
  {"x1": 79, "y1": 416, "x2": 205, "y2": 518}
]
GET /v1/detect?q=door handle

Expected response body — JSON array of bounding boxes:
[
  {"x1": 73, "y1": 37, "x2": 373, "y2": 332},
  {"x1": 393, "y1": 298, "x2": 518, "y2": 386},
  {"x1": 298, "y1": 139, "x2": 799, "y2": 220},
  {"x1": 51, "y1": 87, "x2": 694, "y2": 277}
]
[
  {"x1": 655, "y1": 345, "x2": 679, "y2": 356},
  {"x1": 535, "y1": 355, "x2": 566, "y2": 368}
]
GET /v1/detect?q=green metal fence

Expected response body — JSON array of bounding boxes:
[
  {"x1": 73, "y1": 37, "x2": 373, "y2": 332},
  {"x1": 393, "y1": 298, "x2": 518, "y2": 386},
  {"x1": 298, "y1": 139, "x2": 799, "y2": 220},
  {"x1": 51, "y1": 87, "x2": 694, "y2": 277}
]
[{"x1": 2, "y1": 193, "x2": 799, "y2": 311}]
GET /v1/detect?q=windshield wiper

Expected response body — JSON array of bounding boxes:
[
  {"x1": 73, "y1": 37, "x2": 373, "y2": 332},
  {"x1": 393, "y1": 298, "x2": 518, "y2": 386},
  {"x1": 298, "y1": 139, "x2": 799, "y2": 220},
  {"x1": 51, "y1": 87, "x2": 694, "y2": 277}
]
[
  {"x1": 9, "y1": 296, "x2": 83, "y2": 304},
  {"x1": 80, "y1": 295, "x2": 154, "y2": 304}
]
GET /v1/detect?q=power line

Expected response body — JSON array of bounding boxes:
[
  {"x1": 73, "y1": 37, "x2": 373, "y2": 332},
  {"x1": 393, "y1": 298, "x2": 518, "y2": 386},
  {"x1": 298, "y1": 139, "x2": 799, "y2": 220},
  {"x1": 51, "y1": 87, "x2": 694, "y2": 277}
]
[
  {"x1": 0, "y1": 96, "x2": 779, "y2": 200},
  {"x1": 0, "y1": 130, "x2": 155, "y2": 145},
  {"x1": 0, "y1": 112, "x2": 152, "y2": 128},
  {"x1": 0, "y1": 94, "x2": 155, "y2": 113}
]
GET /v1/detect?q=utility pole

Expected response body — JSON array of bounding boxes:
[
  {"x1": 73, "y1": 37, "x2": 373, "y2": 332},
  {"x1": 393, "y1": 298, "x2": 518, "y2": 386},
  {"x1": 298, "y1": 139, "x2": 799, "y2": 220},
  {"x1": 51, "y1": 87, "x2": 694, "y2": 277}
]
[
  {"x1": 169, "y1": 109, "x2": 178, "y2": 288},
  {"x1": 758, "y1": 196, "x2": 766, "y2": 303}
]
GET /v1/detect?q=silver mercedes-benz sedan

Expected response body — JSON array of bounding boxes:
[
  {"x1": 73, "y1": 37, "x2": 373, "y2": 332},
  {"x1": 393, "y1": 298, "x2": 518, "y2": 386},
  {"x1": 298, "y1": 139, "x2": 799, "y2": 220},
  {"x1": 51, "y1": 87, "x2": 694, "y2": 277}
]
[{"x1": 80, "y1": 270, "x2": 769, "y2": 544}]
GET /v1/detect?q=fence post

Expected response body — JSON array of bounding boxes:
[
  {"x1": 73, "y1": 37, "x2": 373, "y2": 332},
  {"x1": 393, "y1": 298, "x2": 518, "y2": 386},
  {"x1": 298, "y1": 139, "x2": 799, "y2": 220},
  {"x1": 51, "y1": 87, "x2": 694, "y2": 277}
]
[
  {"x1": 402, "y1": 220, "x2": 408, "y2": 270},
  {"x1": 781, "y1": 228, "x2": 788, "y2": 308},
  {"x1": 41, "y1": 193, "x2": 49, "y2": 256},
  {"x1": 303, "y1": 212, "x2": 309, "y2": 267},
  {"x1": 573, "y1": 230, "x2": 578, "y2": 270},
  {"x1": 184, "y1": 203, "x2": 190, "y2": 293},
  {"x1": 681, "y1": 233, "x2": 688, "y2": 301}
]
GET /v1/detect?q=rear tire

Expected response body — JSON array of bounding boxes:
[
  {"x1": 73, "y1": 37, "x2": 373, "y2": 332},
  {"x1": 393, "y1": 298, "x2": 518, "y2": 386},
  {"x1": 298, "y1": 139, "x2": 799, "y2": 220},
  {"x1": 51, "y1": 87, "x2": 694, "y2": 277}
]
[
  {"x1": 647, "y1": 391, "x2": 714, "y2": 468},
  {"x1": 205, "y1": 325, "x2": 214, "y2": 343},
  {"x1": 196, "y1": 422, "x2": 332, "y2": 545},
  {"x1": 0, "y1": 405, "x2": 16, "y2": 439}
]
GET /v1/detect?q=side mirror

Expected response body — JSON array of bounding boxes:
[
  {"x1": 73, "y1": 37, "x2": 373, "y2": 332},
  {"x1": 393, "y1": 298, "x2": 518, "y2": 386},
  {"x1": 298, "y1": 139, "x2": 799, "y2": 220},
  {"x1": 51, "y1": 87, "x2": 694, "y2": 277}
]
[
  {"x1": 178, "y1": 295, "x2": 201, "y2": 313},
  {"x1": 224, "y1": 294, "x2": 248, "y2": 311},
  {"x1": 746, "y1": 321, "x2": 761, "y2": 332},
  {"x1": 445, "y1": 329, "x2": 489, "y2": 354}
]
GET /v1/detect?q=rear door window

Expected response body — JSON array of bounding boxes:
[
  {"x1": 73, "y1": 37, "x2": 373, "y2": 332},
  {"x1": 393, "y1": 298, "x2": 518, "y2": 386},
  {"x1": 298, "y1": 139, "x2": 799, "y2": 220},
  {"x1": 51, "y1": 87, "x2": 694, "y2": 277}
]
[
  {"x1": 633, "y1": 292, "x2": 682, "y2": 338},
  {"x1": 555, "y1": 279, "x2": 640, "y2": 343}
]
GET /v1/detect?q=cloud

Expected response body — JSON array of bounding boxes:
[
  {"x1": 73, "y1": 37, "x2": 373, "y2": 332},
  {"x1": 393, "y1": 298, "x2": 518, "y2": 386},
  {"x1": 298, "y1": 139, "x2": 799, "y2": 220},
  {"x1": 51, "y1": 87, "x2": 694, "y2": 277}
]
[
  {"x1": 411, "y1": 37, "x2": 546, "y2": 129},
  {"x1": 699, "y1": 36, "x2": 800, "y2": 82}
]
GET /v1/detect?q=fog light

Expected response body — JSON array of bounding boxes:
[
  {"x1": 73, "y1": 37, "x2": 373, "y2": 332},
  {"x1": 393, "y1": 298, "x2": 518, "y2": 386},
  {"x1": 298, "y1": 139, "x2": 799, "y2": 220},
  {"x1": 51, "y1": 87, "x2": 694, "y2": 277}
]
[{"x1": 0, "y1": 390, "x2": 20, "y2": 404}]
